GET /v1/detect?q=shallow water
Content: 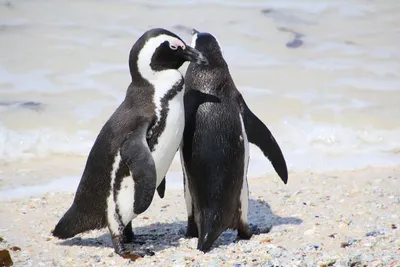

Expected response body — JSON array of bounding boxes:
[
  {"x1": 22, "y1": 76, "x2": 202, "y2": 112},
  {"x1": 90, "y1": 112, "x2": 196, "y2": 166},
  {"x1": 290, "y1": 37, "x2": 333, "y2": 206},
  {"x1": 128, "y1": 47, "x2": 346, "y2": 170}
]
[{"x1": 1, "y1": 0, "x2": 400, "y2": 197}]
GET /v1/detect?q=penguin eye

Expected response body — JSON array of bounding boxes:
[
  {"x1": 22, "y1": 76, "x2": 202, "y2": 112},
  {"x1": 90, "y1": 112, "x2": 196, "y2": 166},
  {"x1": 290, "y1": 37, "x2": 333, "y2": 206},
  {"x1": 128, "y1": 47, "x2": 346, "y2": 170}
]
[{"x1": 169, "y1": 44, "x2": 178, "y2": 50}]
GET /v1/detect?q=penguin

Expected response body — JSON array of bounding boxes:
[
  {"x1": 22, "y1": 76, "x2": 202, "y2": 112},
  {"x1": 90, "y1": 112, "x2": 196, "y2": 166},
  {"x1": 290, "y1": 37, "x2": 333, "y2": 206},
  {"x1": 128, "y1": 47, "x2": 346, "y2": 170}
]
[
  {"x1": 52, "y1": 28, "x2": 218, "y2": 260},
  {"x1": 180, "y1": 29, "x2": 288, "y2": 252}
]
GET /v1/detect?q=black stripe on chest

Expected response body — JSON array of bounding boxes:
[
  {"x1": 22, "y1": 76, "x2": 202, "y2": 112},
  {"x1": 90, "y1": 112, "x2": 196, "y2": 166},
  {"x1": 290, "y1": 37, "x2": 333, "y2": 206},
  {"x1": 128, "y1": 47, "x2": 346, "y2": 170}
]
[{"x1": 147, "y1": 80, "x2": 184, "y2": 152}]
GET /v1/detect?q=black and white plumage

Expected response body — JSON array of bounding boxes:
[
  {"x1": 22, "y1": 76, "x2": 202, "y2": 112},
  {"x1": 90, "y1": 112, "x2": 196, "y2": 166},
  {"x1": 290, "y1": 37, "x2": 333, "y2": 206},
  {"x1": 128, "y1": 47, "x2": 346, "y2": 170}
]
[
  {"x1": 180, "y1": 29, "x2": 288, "y2": 252},
  {"x1": 52, "y1": 28, "x2": 215, "y2": 260}
]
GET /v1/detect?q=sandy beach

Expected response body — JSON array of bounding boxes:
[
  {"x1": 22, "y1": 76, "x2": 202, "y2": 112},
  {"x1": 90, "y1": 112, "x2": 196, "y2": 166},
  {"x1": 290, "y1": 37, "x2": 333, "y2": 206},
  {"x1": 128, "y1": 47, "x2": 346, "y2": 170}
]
[{"x1": 1, "y1": 167, "x2": 399, "y2": 266}]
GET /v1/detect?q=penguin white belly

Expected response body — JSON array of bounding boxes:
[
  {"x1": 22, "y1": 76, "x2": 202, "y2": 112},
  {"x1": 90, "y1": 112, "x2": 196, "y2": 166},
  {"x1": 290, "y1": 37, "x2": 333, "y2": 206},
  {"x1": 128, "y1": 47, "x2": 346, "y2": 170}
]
[
  {"x1": 239, "y1": 113, "x2": 250, "y2": 222},
  {"x1": 180, "y1": 149, "x2": 192, "y2": 216},
  {"x1": 152, "y1": 90, "x2": 185, "y2": 186}
]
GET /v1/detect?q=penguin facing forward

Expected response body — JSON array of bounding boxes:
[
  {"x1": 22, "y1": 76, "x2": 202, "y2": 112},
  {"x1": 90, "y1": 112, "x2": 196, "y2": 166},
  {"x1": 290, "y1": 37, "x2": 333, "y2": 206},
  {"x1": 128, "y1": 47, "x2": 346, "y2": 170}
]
[
  {"x1": 52, "y1": 28, "x2": 217, "y2": 260},
  {"x1": 180, "y1": 29, "x2": 288, "y2": 252}
]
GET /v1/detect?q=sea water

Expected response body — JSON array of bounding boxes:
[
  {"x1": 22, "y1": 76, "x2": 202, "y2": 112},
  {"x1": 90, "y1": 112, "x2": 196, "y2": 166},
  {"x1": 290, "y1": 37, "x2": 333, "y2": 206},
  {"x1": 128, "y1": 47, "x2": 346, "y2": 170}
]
[{"x1": 1, "y1": 0, "x2": 399, "y2": 199}]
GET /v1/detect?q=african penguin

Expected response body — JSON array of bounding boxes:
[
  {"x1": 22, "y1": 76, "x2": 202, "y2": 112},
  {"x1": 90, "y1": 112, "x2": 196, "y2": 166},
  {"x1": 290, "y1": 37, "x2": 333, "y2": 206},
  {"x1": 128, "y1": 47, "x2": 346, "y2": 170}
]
[
  {"x1": 52, "y1": 28, "x2": 218, "y2": 260},
  {"x1": 180, "y1": 29, "x2": 288, "y2": 252}
]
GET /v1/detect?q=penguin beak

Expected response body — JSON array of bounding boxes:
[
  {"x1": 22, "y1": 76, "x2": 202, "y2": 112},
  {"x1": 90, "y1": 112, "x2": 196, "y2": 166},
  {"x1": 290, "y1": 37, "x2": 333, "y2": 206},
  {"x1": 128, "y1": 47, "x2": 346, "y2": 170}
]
[
  {"x1": 191, "y1": 28, "x2": 200, "y2": 36},
  {"x1": 181, "y1": 46, "x2": 208, "y2": 65}
]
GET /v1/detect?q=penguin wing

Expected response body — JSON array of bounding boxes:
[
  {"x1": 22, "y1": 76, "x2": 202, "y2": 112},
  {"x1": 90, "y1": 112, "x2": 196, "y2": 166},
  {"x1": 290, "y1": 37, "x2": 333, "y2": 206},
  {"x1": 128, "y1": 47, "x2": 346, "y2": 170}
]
[
  {"x1": 156, "y1": 177, "x2": 166, "y2": 198},
  {"x1": 238, "y1": 95, "x2": 288, "y2": 184},
  {"x1": 184, "y1": 89, "x2": 221, "y2": 125},
  {"x1": 120, "y1": 124, "x2": 157, "y2": 214}
]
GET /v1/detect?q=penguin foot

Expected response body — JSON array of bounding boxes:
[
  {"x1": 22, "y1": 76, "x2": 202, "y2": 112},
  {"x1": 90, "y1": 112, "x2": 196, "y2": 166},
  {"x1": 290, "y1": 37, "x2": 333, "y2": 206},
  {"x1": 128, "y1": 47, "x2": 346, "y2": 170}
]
[
  {"x1": 185, "y1": 216, "x2": 199, "y2": 238},
  {"x1": 236, "y1": 221, "x2": 254, "y2": 240},
  {"x1": 185, "y1": 228, "x2": 199, "y2": 238},
  {"x1": 122, "y1": 223, "x2": 147, "y2": 244},
  {"x1": 118, "y1": 248, "x2": 155, "y2": 261},
  {"x1": 123, "y1": 222, "x2": 135, "y2": 243},
  {"x1": 112, "y1": 235, "x2": 154, "y2": 261}
]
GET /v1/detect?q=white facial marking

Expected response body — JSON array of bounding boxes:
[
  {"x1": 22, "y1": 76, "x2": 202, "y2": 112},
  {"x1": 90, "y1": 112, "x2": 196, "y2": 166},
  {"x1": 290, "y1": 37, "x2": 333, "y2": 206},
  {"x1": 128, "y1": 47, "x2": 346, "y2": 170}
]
[
  {"x1": 239, "y1": 114, "x2": 249, "y2": 223},
  {"x1": 137, "y1": 34, "x2": 185, "y2": 81},
  {"x1": 214, "y1": 35, "x2": 223, "y2": 54},
  {"x1": 180, "y1": 149, "x2": 193, "y2": 217},
  {"x1": 107, "y1": 152, "x2": 122, "y2": 235},
  {"x1": 191, "y1": 33, "x2": 198, "y2": 48}
]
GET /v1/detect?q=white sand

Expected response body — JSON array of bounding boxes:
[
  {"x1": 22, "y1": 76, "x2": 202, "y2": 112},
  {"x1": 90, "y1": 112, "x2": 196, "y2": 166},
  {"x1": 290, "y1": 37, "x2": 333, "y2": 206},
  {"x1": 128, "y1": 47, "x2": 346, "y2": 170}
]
[{"x1": 1, "y1": 168, "x2": 399, "y2": 266}]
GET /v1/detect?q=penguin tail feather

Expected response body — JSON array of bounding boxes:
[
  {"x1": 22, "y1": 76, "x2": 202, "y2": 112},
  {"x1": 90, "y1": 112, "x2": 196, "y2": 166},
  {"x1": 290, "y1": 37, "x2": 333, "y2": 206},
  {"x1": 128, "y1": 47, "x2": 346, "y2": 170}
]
[
  {"x1": 196, "y1": 213, "x2": 225, "y2": 252},
  {"x1": 52, "y1": 205, "x2": 101, "y2": 239}
]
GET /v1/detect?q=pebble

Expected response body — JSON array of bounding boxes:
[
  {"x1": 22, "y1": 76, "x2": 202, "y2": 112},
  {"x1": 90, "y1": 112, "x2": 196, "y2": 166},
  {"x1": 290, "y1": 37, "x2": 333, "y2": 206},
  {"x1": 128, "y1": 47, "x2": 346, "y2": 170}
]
[
  {"x1": 348, "y1": 254, "x2": 363, "y2": 267},
  {"x1": 365, "y1": 229, "x2": 385, "y2": 237},
  {"x1": 318, "y1": 258, "x2": 336, "y2": 267},
  {"x1": 91, "y1": 255, "x2": 101, "y2": 262}
]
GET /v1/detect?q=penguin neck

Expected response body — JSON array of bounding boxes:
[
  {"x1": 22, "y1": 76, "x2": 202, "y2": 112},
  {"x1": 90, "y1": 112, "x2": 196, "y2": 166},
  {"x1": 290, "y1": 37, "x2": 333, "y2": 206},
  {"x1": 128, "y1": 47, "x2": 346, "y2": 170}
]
[
  {"x1": 130, "y1": 54, "x2": 183, "y2": 85},
  {"x1": 189, "y1": 65, "x2": 232, "y2": 94},
  {"x1": 132, "y1": 69, "x2": 183, "y2": 87}
]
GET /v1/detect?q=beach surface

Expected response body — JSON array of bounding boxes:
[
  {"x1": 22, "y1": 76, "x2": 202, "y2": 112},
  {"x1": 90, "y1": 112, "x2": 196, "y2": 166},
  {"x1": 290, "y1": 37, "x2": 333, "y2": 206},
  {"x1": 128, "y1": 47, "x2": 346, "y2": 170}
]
[{"x1": 1, "y1": 167, "x2": 399, "y2": 266}]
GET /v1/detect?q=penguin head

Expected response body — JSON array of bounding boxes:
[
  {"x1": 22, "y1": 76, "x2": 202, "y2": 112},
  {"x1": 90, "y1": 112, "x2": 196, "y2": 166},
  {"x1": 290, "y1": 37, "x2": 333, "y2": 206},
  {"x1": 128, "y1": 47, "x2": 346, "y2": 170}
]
[
  {"x1": 190, "y1": 29, "x2": 225, "y2": 66},
  {"x1": 129, "y1": 28, "x2": 208, "y2": 81}
]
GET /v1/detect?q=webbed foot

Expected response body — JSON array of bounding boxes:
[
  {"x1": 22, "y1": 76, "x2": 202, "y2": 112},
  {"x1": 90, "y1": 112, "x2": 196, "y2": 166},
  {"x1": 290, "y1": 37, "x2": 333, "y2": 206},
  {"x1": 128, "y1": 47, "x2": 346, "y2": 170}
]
[
  {"x1": 236, "y1": 221, "x2": 253, "y2": 240},
  {"x1": 112, "y1": 235, "x2": 154, "y2": 261}
]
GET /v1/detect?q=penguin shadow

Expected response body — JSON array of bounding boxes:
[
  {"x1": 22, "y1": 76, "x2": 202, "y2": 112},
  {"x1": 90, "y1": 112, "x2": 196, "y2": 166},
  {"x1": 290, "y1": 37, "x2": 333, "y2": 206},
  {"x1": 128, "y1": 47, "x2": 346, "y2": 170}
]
[
  {"x1": 210, "y1": 198, "x2": 303, "y2": 248},
  {"x1": 57, "y1": 221, "x2": 188, "y2": 253},
  {"x1": 57, "y1": 199, "x2": 302, "y2": 252}
]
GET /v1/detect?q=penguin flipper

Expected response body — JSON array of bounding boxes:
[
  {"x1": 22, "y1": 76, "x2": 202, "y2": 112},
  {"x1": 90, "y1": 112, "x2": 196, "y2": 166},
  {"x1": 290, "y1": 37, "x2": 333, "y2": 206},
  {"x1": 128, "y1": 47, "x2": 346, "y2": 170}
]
[
  {"x1": 184, "y1": 89, "x2": 220, "y2": 125},
  {"x1": 157, "y1": 177, "x2": 166, "y2": 198},
  {"x1": 120, "y1": 127, "x2": 157, "y2": 215},
  {"x1": 239, "y1": 95, "x2": 288, "y2": 184}
]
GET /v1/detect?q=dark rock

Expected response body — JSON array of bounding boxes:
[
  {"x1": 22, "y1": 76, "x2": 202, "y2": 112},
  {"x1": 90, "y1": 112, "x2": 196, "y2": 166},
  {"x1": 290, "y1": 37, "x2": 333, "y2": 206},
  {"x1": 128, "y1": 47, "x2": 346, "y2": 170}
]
[
  {"x1": 0, "y1": 101, "x2": 43, "y2": 111},
  {"x1": 286, "y1": 38, "x2": 303, "y2": 48},
  {"x1": 340, "y1": 241, "x2": 350, "y2": 248},
  {"x1": 0, "y1": 249, "x2": 13, "y2": 266},
  {"x1": 9, "y1": 247, "x2": 20, "y2": 252}
]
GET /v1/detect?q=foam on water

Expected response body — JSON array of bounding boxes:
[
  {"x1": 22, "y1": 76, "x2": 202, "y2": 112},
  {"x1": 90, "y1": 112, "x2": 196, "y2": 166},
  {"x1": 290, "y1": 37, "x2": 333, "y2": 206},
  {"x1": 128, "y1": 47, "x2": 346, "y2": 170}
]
[
  {"x1": 0, "y1": 124, "x2": 95, "y2": 162},
  {"x1": 1, "y1": 112, "x2": 399, "y2": 172},
  {"x1": 1, "y1": 0, "x2": 400, "y2": 197}
]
